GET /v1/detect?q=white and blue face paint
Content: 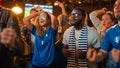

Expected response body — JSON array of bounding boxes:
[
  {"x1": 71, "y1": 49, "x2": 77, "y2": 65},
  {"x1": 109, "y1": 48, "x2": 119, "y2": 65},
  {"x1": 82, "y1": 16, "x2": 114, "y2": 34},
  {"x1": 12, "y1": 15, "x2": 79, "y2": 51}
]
[
  {"x1": 115, "y1": 36, "x2": 120, "y2": 44},
  {"x1": 114, "y1": 36, "x2": 120, "y2": 49},
  {"x1": 70, "y1": 10, "x2": 81, "y2": 17}
]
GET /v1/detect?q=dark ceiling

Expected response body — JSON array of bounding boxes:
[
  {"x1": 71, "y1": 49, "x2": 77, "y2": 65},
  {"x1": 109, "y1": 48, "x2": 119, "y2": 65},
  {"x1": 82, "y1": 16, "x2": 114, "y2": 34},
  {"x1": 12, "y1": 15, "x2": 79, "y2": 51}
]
[
  {"x1": 10, "y1": 0, "x2": 116, "y2": 6},
  {"x1": 4, "y1": 0, "x2": 115, "y2": 21}
]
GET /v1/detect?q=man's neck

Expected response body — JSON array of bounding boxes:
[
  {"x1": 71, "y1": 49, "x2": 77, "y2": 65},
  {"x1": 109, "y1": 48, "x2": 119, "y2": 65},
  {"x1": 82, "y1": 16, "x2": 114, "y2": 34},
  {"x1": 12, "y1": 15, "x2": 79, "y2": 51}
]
[
  {"x1": 74, "y1": 26, "x2": 82, "y2": 30},
  {"x1": 74, "y1": 24, "x2": 84, "y2": 30}
]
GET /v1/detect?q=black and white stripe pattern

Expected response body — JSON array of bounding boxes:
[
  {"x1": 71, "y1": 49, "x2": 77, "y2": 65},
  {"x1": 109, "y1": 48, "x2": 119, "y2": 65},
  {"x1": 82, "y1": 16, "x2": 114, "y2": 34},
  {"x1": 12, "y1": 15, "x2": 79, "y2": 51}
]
[{"x1": 67, "y1": 25, "x2": 88, "y2": 68}]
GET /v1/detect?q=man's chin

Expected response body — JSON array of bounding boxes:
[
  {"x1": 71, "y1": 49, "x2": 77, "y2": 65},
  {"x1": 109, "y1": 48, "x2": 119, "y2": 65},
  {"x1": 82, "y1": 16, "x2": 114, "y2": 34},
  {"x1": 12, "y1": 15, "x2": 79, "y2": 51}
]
[
  {"x1": 71, "y1": 24, "x2": 75, "y2": 26},
  {"x1": 116, "y1": 16, "x2": 120, "y2": 20}
]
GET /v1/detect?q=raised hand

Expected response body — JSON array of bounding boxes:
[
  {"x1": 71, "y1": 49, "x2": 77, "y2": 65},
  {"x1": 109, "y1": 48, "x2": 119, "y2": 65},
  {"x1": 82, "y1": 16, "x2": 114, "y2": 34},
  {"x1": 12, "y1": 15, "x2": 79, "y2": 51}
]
[
  {"x1": 35, "y1": 5, "x2": 42, "y2": 12},
  {"x1": 54, "y1": 1, "x2": 64, "y2": 8},
  {"x1": 101, "y1": 8, "x2": 107, "y2": 13}
]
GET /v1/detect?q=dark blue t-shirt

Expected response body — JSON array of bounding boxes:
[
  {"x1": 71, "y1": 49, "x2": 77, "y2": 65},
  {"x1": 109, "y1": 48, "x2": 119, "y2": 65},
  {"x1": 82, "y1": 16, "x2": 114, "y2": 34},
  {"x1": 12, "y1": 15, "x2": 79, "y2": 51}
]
[{"x1": 30, "y1": 25, "x2": 57, "y2": 66}]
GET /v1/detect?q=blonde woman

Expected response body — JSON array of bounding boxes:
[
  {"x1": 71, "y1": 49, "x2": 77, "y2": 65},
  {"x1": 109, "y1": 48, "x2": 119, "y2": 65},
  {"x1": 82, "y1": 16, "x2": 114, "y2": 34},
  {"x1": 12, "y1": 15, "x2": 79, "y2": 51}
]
[{"x1": 23, "y1": 11, "x2": 57, "y2": 68}]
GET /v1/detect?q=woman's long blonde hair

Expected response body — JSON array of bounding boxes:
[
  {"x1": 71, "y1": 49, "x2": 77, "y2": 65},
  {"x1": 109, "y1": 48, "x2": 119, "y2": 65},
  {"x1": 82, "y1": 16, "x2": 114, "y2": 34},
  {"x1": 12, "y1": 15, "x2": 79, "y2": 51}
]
[{"x1": 35, "y1": 11, "x2": 51, "y2": 37}]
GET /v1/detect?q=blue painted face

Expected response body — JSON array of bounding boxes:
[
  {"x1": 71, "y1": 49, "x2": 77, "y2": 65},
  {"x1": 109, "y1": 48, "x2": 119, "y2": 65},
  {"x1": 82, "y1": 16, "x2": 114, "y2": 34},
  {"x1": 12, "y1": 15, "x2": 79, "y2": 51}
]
[
  {"x1": 39, "y1": 15, "x2": 46, "y2": 21},
  {"x1": 69, "y1": 9, "x2": 83, "y2": 26},
  {"x1": 70, "y1": 9, "x2": 81, "y2": 17}
]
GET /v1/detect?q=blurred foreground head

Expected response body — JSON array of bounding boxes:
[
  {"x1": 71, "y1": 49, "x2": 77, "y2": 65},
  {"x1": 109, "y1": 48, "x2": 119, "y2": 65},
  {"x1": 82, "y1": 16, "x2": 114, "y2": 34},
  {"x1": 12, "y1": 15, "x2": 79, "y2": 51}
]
[{"x1": 0, "y1": 6, "x2": 21, "y2": 36}]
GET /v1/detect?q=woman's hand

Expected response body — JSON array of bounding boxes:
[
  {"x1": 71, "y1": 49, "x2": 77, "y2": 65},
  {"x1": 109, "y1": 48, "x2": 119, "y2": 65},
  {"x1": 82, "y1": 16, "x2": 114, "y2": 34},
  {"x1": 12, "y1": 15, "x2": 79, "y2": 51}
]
[{"x1": 54, "y1": 1, "x2": 64, "y2": 8}]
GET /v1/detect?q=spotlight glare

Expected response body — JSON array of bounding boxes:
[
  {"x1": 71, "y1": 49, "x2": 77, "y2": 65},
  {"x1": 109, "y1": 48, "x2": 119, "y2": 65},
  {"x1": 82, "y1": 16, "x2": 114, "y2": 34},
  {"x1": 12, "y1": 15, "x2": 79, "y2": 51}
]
[{"x1": 11, "y1": 6, "x2": 22, "y2": 14}]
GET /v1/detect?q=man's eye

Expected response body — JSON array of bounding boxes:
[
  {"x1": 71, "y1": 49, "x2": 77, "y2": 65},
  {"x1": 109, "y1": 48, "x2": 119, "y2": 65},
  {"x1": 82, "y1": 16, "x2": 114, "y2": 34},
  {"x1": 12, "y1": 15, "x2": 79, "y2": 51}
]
[
  {"x1": 74, "y1": 14, "x2": 79, "y2": 16},
  {"x1": 70, "y1": 13, "x2": 80, "y2": 17}
]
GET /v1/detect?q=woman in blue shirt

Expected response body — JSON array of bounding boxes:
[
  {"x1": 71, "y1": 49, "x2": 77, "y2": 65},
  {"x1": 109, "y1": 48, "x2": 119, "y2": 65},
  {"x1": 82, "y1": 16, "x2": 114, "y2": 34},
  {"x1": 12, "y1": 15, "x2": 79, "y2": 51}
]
[{"x1": 23, "y1": 10, "x2": 57, "y2": 68}]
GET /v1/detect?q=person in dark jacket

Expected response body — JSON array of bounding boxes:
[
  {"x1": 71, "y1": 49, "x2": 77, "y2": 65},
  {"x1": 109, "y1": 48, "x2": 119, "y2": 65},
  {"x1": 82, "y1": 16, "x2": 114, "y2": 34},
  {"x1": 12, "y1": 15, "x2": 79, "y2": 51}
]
[{"x1": 0, "y1": 6, "x2": 24, "y2": 68}]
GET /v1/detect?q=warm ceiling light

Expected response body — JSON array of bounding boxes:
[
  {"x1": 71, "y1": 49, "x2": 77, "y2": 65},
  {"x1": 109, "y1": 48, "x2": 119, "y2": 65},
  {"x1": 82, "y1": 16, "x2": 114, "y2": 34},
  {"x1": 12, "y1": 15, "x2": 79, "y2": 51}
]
[
  {"x1": 78, "y1": 1, "x2": 82, "y2": 4},
  {"x1": 54, "y1": 2, "x2": 58, "y2": 6},
  {"x1": 11, "y1": 5, "x2": 22, "y2": 14}
]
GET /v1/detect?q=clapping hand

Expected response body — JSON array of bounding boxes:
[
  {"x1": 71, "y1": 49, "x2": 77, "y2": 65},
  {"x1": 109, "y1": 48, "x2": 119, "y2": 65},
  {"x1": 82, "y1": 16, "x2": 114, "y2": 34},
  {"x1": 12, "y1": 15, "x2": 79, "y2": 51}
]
[
  {"x1": 0, "y1": 28, "x2": 15, "y2": 50},
  {"x1": 111, "y1": 48, "x2": 120, "y2": 62},
  {"x1": 75, "y1": 49, "x2": 87, "y2": 59},
  {"x1": 87, "y1": 48, "x2": 97, "y2": 62},
  {"x1": 62, "y1": 45, "x2": 71, "y2": 57}
]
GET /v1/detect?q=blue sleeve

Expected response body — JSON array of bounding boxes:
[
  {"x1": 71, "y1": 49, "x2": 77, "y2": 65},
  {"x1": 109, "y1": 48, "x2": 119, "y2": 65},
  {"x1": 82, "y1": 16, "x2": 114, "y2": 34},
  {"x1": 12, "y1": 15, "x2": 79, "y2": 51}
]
[
  {"x1": 51, "y1": 27, "x2": 58, "y2": 36},
  {"x1": 101, "y1": 30, "x2": 112, "y2": 51},
  {"x1": 30, "y1": 25, "x2": 36, "y2": 35}
]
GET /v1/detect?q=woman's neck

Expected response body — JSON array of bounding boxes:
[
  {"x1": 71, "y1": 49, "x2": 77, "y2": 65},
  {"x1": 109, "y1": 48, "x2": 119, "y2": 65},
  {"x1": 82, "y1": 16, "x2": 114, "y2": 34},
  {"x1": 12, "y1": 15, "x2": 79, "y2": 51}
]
[{"x1": 42, "y1": 26, "x2": 50, "y2": 30}]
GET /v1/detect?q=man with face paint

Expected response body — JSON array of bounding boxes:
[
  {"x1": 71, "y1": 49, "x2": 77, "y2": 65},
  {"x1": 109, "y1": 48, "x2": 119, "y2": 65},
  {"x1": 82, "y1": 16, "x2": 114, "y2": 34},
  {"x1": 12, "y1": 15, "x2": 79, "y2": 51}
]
[
  {"x1": 87, "y1": 0, "x2": 120, "y2": 68},
  {"x1": 62, "y1": 7, "x2": 100, "y2": 68}
]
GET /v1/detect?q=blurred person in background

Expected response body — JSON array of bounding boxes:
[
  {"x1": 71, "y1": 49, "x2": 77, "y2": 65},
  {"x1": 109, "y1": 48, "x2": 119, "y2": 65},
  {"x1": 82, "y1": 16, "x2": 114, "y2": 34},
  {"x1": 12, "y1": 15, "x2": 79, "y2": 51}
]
[
  {"x1": 16, "y1": 6, "x2": 41, "y2": 68},
  {"x1": 0, "y1": 6, "x2": 24, "y2": 68},
  {"x1": 54, "y1": 1, "x2": 70, "y2": 68}
]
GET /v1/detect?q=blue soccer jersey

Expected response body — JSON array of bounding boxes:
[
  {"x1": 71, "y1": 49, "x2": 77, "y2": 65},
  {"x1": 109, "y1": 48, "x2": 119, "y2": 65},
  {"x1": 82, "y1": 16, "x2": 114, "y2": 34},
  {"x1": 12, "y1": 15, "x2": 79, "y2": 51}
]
[
  {"x1": 101, "y1": 24, "x2": 120, "y2": 68},
  {"x1": 30, "y1": 25, "x2": 57, "y2": 66}
]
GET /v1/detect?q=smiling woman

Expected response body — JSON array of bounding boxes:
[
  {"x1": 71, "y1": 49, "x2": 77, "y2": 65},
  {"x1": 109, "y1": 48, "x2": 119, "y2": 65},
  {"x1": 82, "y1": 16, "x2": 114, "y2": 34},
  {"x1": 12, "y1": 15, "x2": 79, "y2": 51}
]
[
  {"x1": 23, "y1": 9, "x2": 58, "y2": 68},
  {"x1": 37, "y1": 11, "x2": 51, "y2": 36}
]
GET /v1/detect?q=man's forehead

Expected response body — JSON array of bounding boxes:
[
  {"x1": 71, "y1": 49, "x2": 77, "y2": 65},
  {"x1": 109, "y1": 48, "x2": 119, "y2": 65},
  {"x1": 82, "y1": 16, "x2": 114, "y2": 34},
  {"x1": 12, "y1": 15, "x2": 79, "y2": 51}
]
[{"x1": 71, "y1": 10, "x2": 79, "y2": 14}]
